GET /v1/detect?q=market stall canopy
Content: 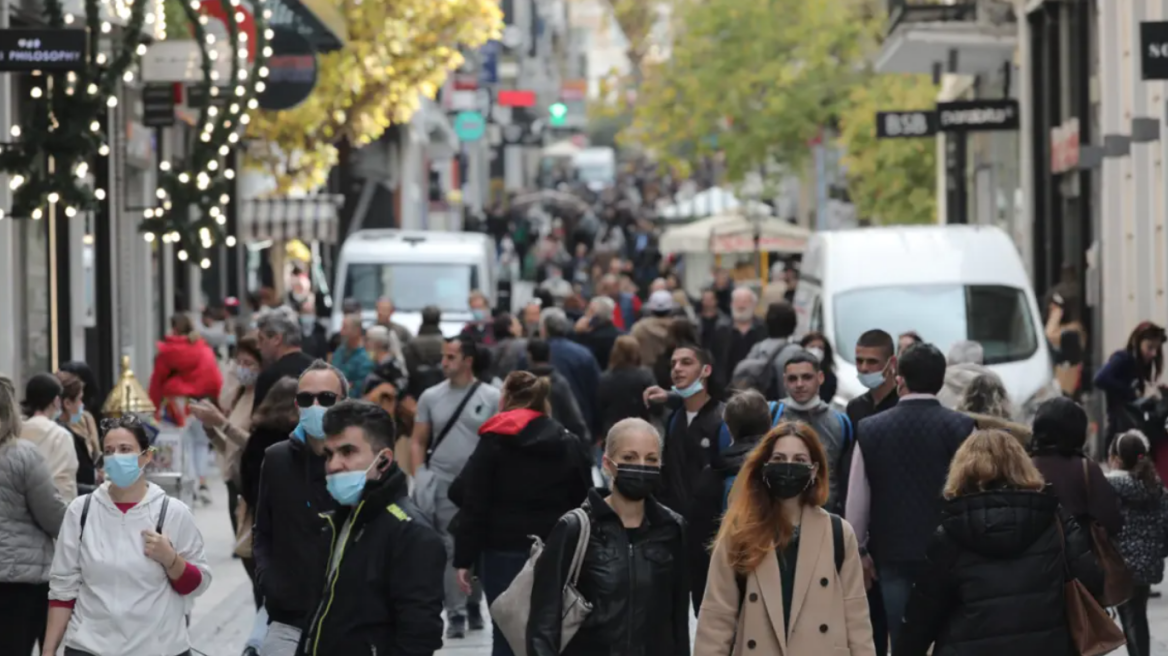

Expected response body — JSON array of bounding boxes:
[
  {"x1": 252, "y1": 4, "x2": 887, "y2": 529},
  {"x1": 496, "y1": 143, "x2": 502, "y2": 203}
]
[
  {"x1": 658, "y1": 186, "x2": 774, "y2": 221},
  {"x1": 660, "y1": 210, "x2": 811, "y2": 254}
]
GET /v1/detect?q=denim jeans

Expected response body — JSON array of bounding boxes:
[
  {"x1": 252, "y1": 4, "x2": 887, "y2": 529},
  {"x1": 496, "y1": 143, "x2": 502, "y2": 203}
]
[
  {"x1": 878, "y1": 561, "x2": 926, "y2": 652},
  {"x1": 481, "y1": 550, "x2": 532, "y2": 656},
  {"x1": 867, "y1": 578, "x2": 888, "y2": 656},
  {"x1": 247, "y1": 605, "x2": 269, "y2": 650}
]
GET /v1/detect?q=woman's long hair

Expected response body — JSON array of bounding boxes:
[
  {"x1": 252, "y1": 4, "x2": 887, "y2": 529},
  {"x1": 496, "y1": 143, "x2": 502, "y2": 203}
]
[
  {"x1": 1111, "y1": 430, "x2": 1162, "y2": 491},
  {"x1": 958, "y1": 372, "x2": 1014, "y2": 419},
  {"x1": 502, "y1": 371, "x2": 552, "y2": 415},
  {"x1": 944, "y1": 429, "x2": 1045, "y2": 499},
  {"x1": 0, "y1": 375, "x2": 21, "y2": 446},
  {"x1": 251, "y1": 377, "x2": 299, "y2": 429},
  {"x1": 1126, "y1": 321, "x2": 1166, "y2": 381},
  {"x1": 714, "y1": 421, "x2": 831, "y2": 575}
]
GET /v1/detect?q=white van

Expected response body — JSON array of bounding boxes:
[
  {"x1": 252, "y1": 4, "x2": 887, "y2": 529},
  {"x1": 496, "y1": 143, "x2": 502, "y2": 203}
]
[
  {"x1": 793, "y1": 225, "x2": 1055, "y2": 415},
  {"x1": 572, "y1": 147, "x2": 616, "y2": 192},
  {"x1": 332, "y1": 230, "x2": 497, "y2": 337}
]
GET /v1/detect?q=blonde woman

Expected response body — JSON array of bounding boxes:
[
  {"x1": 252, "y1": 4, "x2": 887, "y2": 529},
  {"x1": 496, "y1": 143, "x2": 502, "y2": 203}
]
[
  {"x1": 695, "y1": 421, "x2": 874, "y2": 656},
  {"x1": 0, "y1": 374, "x2": 67, "y2": 655},
  {"x1": 897, "y1": 430, "x2": 1103, "y2": 656}
]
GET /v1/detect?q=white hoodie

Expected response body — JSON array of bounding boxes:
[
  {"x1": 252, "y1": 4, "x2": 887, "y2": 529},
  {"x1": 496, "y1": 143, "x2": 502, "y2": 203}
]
[{"x1": 49, "y1": 482, "x2": 212, "y2": 656}]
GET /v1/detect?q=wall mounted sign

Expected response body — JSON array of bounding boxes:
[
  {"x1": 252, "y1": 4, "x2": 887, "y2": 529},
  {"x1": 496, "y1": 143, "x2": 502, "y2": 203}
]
[
  {"x1": 453, "y1": 111, "x2": 486, "y2": 142},
  {"x1": 258, "y1": 26, "x2": 318, "y2": 111},
  {"x1": 142, "y1": 83, "x2": 176, "y2": 127},
  {"x1": 1140, "y1": 21, "x2": 1168, "y2": 80},
  {"x1": 936, "y1": 99, "x2": 1020, "y2": 132},
  {"x1": 875, "y1": 110, "x2": 937, "y2": 138},
  {"x1": 497, "y1": 89, "x2": 536, "y2": 107},
  {"x1": 0, "y1": 29, "x2": 86, "y2": 71},
  {"x1": 186, "y1": 84, "x2": 232, "y2": 107}
]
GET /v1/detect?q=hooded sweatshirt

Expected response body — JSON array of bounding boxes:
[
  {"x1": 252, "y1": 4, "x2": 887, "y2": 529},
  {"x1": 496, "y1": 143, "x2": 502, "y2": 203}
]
[
  {"x1": 777, "y1": 396, "x2": 850, "y2": 510},
  {"x1": 937, "y1": 362, "x2": 995, "y2": 409},
  {"x1": 48, "y1": 482, "x2": 211, "y2": 656}
]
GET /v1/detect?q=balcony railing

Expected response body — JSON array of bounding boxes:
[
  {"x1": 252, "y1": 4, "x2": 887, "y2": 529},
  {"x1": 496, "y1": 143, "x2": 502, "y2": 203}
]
[{"x1": 885, "y1": 0, "x2": 979, "y2": 37}]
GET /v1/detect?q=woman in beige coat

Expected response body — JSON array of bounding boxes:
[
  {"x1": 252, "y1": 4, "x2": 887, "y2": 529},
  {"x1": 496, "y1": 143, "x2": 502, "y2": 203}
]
[{"x1": 694, "y1": 421, "x2": 875, "y2": 656}]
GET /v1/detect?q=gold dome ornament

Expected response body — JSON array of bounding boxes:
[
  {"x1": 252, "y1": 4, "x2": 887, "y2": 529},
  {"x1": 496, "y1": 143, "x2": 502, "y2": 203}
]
[{"x1": 102, "y1": 355, "x2": 156, "y2": 417}]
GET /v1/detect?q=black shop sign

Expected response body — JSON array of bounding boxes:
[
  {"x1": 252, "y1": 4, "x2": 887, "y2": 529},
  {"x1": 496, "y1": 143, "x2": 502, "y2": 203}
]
[
  {"x1": 875, "y1": 110, "x2": 936, "y2": 138},
  {"x1": 142, "y1": 84, "x2": 176, "y2": 127},
  {"x1": 1141, "y1": 21, "x2": 1168, "y2": 80},
  {"x1": 936, "y1": 100, "x2": 1020, "y2": 132},
  {"x1": 258, "y1": 26, "x2": 318, "y2": 111},
  {"x1": 0, "y1": 29, "x2": 86, "y2": 71}
]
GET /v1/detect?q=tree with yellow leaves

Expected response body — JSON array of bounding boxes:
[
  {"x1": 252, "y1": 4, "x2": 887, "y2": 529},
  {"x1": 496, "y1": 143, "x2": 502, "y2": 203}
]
[
  {"x1": 837, "y1": 74, "x2": 939, "y2": 225},
  {"x1": 246, "y1": 0, "x2": 501, "y2": 192}
]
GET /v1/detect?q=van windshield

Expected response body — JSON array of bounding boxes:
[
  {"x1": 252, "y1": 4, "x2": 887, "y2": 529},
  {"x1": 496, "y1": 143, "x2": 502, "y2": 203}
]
[
  {"x1": 343, "y1": 263, "x2": 478, "y2": 313},
  {"x1": 833, "y1": 284, "x2": 1038, "y2": 365}
]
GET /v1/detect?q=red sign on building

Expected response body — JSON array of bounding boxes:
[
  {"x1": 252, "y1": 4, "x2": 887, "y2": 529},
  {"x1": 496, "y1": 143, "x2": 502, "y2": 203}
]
[{"x1": 497, "y1": 90, "x2": 536, "y2": 107}]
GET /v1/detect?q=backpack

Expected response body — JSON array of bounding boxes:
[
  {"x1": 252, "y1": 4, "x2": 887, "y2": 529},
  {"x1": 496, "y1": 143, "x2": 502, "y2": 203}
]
[
  {"x1": 409, "y1": 360, "x2": 446, "y2": 399},
  {"x1": 730, "y1": 341, "x2": 799, "y2": 399},
  {"x1": 79, "y1": 493, "x2": 169, "y2": 542},
  {"x1": 735, "y1": 514, "x2": 846, "y2": 606}
]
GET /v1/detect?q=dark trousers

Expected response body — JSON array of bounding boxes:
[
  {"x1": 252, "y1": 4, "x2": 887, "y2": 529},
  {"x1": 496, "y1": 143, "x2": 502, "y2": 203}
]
[
  {"x1": 878, "y1": 560, "x2": 925, "y2": 653},
  {"x1": 1119, "y1": 583, "x2": 1152, "y2": 656},
  {"x1": 241, "y1": 556, "x2": 262, "y2": 609},
  {"x1": 226, "y1": 479, "x2": 241, "y2": 536},
  {"x1": 481, "y1": 550, "x2": 530, "y2": 656},
  {"x1": 867, "y1": 579, "x2": 888, "y2": 656},
  {"x1": 0, "y1": 581, "x2": 48, "y2": 655}
]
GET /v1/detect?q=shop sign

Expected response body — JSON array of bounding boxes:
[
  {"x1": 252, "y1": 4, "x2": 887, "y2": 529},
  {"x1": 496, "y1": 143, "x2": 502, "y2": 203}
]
[
  {"x1": 258, "y1": 26, "x2": 318, "y2": 111},
  {"x1": 0, "y1": 29, "x2": 86, "y2": 71},
  {"x1": 453, "y1": 111, "x2": 486, "y2": 142},
  {"x1": 1051, "y1": 118, "x2": 1081, "y2": 175},
  {"x1": 479, "y1": 40, "x2": 500, "y2": 85},
  {"x1": 561, "y1": 79, "x2": 587, "y2": 102},
  {"x1": 186, "y1": 84, "x2": 232, "y2": 107},
  {"x1": 875, "y1": 110, "x2": 936, "y2": 138},
  {"x1": 936, "y1": 99, "x2": 1020, "y2": 132},
  {"x1": 1140, "y1": 21, "x2": 1168, "y2": 80},
  {"x1": 142, "y1": 83, "x2": 176, "y2": 127}
]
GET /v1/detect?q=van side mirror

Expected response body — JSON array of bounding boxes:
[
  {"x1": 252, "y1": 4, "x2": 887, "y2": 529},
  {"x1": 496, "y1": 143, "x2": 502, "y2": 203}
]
[{"x1": 1058, "y1": 330, "x2": 1083, "y2": 365}]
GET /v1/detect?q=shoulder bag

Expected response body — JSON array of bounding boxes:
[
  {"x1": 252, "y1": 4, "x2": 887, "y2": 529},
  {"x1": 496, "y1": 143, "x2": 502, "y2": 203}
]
[
  {"x1": 489, "y1": 507, "x2": 594, "y2": 656},
  {"x1": 1056, "y1": 518, "x2": 1126, "y2": 656},
  {"x1": 424, "y1": 381, "x2": 483, "y2": 467},
  {"x1": 1080, "y1": 459, "x2": 1135, "y2": 606}
]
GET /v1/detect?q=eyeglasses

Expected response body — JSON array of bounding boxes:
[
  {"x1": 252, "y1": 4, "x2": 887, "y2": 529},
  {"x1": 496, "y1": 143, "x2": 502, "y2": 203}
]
[{"x1": 296, "y1": 391, "x2": 340, "y2": 408}]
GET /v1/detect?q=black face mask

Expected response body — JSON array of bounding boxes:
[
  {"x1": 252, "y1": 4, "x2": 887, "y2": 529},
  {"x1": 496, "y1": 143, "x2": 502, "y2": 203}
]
[
  {"x1": 762, "y1": 462, "x2": 814, "y2": 500},
  {"x1": 611, "y1": 464, "x2": 661, "y2": 501}
]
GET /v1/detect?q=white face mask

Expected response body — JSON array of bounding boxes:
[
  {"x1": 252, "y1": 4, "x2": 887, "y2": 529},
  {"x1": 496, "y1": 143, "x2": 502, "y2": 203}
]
[{"x1": 806, "y1": 347, "x2": 825, "y2": 362}]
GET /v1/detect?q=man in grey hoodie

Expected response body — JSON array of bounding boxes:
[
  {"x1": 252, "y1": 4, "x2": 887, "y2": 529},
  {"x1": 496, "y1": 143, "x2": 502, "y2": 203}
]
[
  {"x1": 937, "y1": 340, "x2": 995, "y2": 409},
  {"x1": 774, "y1": 350, "x2": 854, "y2": 512}
]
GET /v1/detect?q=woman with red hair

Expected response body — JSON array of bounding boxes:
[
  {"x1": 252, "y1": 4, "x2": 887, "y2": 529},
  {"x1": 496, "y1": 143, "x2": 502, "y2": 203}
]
[{"x1": 694, "y1": 421, "x2": 875, "y2": 656}]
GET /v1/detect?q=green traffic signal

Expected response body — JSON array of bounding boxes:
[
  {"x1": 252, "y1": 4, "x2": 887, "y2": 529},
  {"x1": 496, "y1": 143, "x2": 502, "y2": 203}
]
[{"x1": 549, "y1": 102, "x2": 568, "y2": 126}]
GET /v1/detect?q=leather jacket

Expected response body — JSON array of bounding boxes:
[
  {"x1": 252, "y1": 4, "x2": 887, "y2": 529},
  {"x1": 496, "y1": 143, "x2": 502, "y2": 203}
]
[{"x1": 527, "y1": 489, "x2": 690, "y2": 656}]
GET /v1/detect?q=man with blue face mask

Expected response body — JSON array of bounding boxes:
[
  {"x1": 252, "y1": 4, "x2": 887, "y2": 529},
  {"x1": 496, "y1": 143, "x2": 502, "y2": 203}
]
[
  {"x1": 253, "y1": 360, "x2": 347, "y2": 656},
  {"x1": 652, "y1": 343, "x2": 725, "y2": 518},
  {"x1": 460, "y1": 289, "x2": 497, "y2": 346},
  {"x1": 298, "y1": 400, "x2": 445, "y2": 656}
]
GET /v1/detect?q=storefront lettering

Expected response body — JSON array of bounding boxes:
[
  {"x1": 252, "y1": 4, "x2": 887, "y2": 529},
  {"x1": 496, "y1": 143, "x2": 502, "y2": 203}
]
[
  {"x1": 884, "y1": 112, "x2": 931, "y2": 136},
  {"x1": 939, "y1": 106, "x2": 1014, "y2": 127}
]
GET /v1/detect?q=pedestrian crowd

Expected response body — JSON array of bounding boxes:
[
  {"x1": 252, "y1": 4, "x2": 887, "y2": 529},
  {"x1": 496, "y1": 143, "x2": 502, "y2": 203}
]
[{"x1": 2, "y1": 214, "x2": 1168, "y2": 656}]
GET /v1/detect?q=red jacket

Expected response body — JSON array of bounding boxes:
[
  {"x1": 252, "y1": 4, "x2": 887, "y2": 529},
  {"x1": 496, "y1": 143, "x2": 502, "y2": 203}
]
[{"x1": 149, "y1": 335, "x2": 224, "y2": 416}]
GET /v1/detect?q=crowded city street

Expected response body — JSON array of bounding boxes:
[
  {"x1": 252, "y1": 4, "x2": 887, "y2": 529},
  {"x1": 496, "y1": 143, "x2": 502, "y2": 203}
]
[{"x1": 4, "y1": 0, "x2": 1168, "y2": 655}]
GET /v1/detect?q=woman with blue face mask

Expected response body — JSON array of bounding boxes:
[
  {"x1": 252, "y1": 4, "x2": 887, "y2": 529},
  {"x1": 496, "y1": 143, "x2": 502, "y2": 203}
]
[
  {"x1": 43, "y1": 415, "x2": 212, "y2": 656},
  {"x1": 55, "y1": 371, "x2": 100, "y2": 495},
  {"x1": 21, "y1": 373, "x2": 79, "y2": 501}
]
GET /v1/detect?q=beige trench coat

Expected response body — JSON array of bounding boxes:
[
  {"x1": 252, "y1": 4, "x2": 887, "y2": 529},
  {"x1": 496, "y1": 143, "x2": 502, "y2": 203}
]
[{"x1": 694, "y1": 507, "x2": 875, "y2": 656}]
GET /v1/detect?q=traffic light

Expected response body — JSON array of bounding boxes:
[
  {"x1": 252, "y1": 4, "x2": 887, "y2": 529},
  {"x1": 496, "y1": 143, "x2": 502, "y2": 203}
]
[{"x1": 549, "y1": 102, "x2": 568, "y2": 127}]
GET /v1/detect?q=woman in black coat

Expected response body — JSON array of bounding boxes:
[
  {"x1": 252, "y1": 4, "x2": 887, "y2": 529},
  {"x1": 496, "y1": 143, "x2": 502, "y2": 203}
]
[
  {"x1": 597, "y1": 335, "x2": 657, "y2": 438},
  {"x1": 451, "y1": 371, "x2": 592, "y2": 656},
  {"x1": 898, "y1": 429, "x2": 1104, "y2": 656}
]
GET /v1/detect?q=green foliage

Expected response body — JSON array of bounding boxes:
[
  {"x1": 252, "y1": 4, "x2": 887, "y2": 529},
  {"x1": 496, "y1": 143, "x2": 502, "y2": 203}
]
[{"x1": 837, "y1": 73, "x2": 939, "y2": 225}]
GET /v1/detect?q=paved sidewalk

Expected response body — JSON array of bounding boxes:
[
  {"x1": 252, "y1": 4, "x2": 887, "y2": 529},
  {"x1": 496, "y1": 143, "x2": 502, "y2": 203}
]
[{"x1": 186, "y1": 474, "x2": 1168, "y2": 656}]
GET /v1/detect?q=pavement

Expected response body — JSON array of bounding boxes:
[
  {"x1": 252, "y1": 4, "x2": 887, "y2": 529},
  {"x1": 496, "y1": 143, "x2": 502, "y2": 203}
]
[{"x1": 186, "y1": 473, "x2": 1168, "y2": 656}]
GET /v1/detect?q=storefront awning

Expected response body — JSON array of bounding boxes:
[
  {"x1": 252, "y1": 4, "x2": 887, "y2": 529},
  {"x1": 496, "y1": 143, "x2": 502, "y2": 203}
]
[
  {"x1": 241, "y1": 195, "x2": 344, "y2": 244},
  {"x1": 875, "y1": 2, "x2": 1016, "y2": 75}
]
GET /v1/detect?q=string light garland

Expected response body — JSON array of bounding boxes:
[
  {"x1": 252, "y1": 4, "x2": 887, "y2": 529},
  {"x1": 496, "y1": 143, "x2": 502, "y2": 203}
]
[
  {"x1": 0, "y1": 0, "x2": 151, "y2": 220},
  {"x1": 138, "y1": 0, "x2": 269, "y2": 267}
]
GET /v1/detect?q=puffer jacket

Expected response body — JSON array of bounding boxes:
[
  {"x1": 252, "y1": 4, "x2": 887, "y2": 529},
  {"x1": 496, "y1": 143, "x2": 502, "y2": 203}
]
[
  {"x1": 898, "y1": 488, "x2": 1104, "y2": 656},
  {"x1": 148, "y1": 334, "x2": 223, "y2": 409},
  {"x1": 0, "y1": 438, "x2": 67, "y2": 583},
  {"x1": 1106, "y1": 471, "x2": 1168, "y2": 585},
  {"x1": 528, "y1": 488, "x2": 690, "y2": 656}
]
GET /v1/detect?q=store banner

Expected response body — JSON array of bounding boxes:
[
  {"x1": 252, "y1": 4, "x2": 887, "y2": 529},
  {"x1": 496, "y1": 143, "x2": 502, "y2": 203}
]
[
  {"x1": 258, "y1": 26, "x2": 318, "y2": 111},
  {"x1": 875, "y1": 110, "x2": 936, "y2": 138},
  {"x1": 1141, "y1": 21, "x2": 1168, "y2": 80},
  {"x1": 936, "y1": 99, "x2": 1019, "y2": 132},
  {"x1": 0, "y1": 29, "x2": 86, "y2": 71}
]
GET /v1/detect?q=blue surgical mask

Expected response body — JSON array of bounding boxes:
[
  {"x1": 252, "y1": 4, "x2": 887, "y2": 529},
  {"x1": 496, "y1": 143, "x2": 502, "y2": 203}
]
[
  {"x1": 672, "y1": 379, "x2": 704, "y2": 399},
  {"x1": 472, "y1": 309, "x2": 488, "y2": 322},
  {"x1": 858, "y1": 371, "x2": 885, "y2": 390},
  {"x1": 300, "y1": 316, "x2": 316, "y2": 333},
  {"x1": 105, "y1": 453, "x2": 144, "y2": 488},
  {"x1": 325, "y1": 454, "x2": 385, "y2": 506},
  {"x1": 298, "y1": 405, "x2": 327, "y2": 439},
  {"x1": 70, "y1": 403, "x2": 84, "y2": 425}
]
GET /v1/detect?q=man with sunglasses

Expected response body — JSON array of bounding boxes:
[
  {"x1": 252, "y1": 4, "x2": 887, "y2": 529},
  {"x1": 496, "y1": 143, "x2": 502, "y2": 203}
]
[{"x1": 253, "y1": 361, "x2": 348, "y2": 656}]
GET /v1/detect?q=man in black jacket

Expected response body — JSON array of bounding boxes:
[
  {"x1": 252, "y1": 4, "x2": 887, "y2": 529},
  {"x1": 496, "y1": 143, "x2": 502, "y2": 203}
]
[
  {"x1": 299, "y1": 400, "x2": 445, "y2": 656},
  {"x1": 846, "y1": 342, "x2": 974, "y2": 653},
  {"x1": 254, "y1": 361, "x2": 347, "y2": 656},
  {"x1": 527, "y1": 338, "x2": 591, "y2": 443}
]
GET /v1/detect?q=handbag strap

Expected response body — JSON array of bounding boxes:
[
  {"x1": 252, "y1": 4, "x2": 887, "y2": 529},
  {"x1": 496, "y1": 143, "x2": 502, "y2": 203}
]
[
  {"x1": 1054, "y1": 517, "x2": 1072, "y2": 581},
  {"x1": 565, "y1": 507, "x2": 592, "y2": 587},
  {"x1": 1082, "y1": 458, "x2": 1092, "y2": 503}
]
